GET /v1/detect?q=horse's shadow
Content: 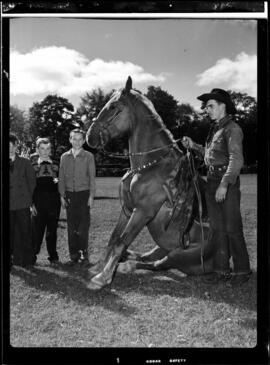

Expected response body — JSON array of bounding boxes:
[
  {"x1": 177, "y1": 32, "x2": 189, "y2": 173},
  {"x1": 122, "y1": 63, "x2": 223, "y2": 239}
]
[
  {"x1": 11, "y1": 264, "x2": 257, "y2": 313},
  {"x1": 112, "y1": 269, "x2": 257, "y2": 312},
  {"x1": 10, "y1": 264, "x2": 137, "y2": 317}
]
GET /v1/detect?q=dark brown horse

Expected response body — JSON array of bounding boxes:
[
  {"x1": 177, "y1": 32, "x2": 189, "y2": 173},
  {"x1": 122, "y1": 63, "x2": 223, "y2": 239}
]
[{"x1": 86, "y1": 76, "x2": 214, "y2": 290}]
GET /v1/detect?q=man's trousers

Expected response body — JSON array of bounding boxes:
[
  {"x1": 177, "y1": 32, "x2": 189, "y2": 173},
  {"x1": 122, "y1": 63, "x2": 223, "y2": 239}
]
[
  {"x1": 65, "y1": 190, "x2": 90, "y2": 261},
  {"x1": 10, "y1": 208, "x2": 35, "y2": 266},
  {"x1": 32, "y1": 192, "x2": 61, "y2": 262},
  {"x1": 205, "y1": 175, "x2": 251, "y2": 274}
]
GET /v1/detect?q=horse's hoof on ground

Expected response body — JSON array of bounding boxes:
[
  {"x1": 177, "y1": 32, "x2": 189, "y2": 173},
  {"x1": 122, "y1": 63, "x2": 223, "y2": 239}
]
[
  {"x1": 85, "y1": 273, "x2": 108, "y2": 290},
  {"x1": 117, "y1": 260, "x2": 136, "y2": 273},
  {"x1": 86, "y1": 280, "x2": 103, "y2": 290}
]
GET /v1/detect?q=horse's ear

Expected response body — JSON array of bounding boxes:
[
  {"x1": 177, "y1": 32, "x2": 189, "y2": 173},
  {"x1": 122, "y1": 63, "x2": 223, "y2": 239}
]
[{"x1": 124, "y1": 76, "x2": 132, "y2": 94}]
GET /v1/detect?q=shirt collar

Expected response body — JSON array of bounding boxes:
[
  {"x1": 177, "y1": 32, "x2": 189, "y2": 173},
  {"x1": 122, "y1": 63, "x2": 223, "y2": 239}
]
[
  {"x1": 69, "y1": 148, "x2": 85, "y2": 157},
  {"x1": 38, "y1": 157, "x2": 53, "y2": 164}
]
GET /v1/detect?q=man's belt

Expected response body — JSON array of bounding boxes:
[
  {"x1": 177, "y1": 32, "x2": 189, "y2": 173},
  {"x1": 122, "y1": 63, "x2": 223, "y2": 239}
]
[{"x1": 207, "y1": 164, "x2": 227, "y2": 172}]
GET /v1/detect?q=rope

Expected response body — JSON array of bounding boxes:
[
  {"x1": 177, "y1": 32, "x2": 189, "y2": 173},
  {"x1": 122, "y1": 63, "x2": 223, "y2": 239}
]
[
  {"x1": 99, "y1": 138, "x2": 183, "y2": 159},
  {"x1": 186, "y1": 149, "x2": 206, "y2": 273}
]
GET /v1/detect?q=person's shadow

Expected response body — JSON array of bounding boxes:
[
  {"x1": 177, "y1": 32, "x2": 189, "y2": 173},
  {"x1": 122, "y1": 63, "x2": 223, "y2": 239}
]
[
  {"x1": 10, "y1": 264, "x2": 137, "y2": 317},
  {"x1": 11, "y1": 263, "x2": 257, "y2": 315}
]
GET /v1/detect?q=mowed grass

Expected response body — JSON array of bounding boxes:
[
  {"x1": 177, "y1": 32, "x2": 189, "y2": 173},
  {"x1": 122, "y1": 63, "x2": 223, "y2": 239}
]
[{"x1": 10, "y1": 175, "x2": 257, "y2": 348}]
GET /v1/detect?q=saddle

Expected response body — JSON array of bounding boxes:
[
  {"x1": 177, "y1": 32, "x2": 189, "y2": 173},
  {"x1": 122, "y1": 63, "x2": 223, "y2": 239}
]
[{"x1": 164, "y1": 154, "x2": 208, "y2": 248}]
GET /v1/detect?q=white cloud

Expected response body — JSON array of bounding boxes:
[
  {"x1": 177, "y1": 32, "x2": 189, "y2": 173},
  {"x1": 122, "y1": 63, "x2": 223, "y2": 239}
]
[
  {"x1": 10, "y1": 46, "x2": 166, "y2": 97},
  {"x1": 196, "y1": 52, "x2": 257, "y2": 97}
]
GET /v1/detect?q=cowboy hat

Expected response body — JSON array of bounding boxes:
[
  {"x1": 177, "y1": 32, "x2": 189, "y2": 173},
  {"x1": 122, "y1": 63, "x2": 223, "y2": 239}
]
[{"x1": 197, "y1": 88, "x2": 236, "y2": 115}]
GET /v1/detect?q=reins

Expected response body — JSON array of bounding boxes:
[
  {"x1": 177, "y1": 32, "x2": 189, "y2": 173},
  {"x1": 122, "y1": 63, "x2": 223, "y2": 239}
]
[
  {"x1": 99, "y1": 130, "x2": 183, "y2": 159},
  {"x1": 186, "y1": 147, "x2": 206, "y2": 273}
]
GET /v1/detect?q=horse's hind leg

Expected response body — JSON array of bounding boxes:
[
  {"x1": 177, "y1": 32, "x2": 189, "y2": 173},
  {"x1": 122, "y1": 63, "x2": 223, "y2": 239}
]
[
  {"x1": 117, "y1": 246, "x2": 168, "y2": 273},
  {"x1": 121, "y1": 245, "x2": 167, "y2": 263},
  {"x1": 118, "y1": 244, "x2": 213, "y2": 274},
  {"x1": 141, "y1": 246, "x2": 168, "y2": 261}
]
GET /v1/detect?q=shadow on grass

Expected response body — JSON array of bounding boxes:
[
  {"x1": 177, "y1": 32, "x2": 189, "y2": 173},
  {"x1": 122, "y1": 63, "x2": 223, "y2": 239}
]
[
  {"x1": 10, "y1": 264, "x2": 138, "y2": 317},
  {"x1": 10, "y1": 263, "x2": 257, "y2": 313},
  {"x1": 111, "y1": 269, "x2": 257, "y2": 312}
]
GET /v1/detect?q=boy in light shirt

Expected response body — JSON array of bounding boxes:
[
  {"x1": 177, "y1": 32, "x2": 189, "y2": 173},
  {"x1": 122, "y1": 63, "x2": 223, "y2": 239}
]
[{"x1": 58, "y1": 129, "x2": 95, "y2": 266}]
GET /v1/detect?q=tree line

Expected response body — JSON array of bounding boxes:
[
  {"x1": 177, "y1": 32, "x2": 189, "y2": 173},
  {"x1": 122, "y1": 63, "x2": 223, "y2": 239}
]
[{"x1": 10, "y1": 86, "x2": 257, "y2": 176}]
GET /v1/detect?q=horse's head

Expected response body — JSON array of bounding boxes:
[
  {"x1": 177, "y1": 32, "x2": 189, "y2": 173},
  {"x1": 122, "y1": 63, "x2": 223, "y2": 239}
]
[{"x1": 86, "y1": 76, "x2": 134, "y2": 149}]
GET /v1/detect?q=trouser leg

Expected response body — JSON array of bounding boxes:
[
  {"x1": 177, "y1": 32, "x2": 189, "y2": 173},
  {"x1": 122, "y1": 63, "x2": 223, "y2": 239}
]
[
  {"x1": 10, "y1": 211, "x2": 16, "y2": 265},
  {"x1": 77, "y1": 191, "x2": 90, "y2": 259},
  {"x1": 206, "y1": 178, "x2": 230, "y2": 273},
  {"x1": 45, "y1": 194, "x2": 61, "y2": 261},
  {"x1": 222, "y1": 179, "x2": 251, "y2": 273},
  {"x1": 66, "y1": 192, "x2": 80, "y2": 261},
  {"x1": 32, "y1": 202, "x2": 46, "y2": 257},
  {"x1": 13, "y1": 208, "x2": 35, "y2": 266}
]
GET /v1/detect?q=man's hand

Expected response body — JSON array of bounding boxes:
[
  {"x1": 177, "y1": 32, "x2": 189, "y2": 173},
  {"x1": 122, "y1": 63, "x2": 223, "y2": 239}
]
[
  {"x1": 87, "y1": 196, "x2": 94, "y2": 208},
  {"x1": 215, "y1": 183, "x2": 228, "y2": 203},
  {"x1": 181, "y1": 136, "x2": 194, "y2": 149}
]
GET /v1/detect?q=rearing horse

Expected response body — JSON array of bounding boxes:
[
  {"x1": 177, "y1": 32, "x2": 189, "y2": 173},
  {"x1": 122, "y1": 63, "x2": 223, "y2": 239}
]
[{"x1": 86, "y1": 76, "x2": 214, "y2": 290}]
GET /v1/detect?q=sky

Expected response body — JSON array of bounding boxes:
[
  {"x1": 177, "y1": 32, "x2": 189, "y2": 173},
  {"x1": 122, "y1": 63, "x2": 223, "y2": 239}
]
[{"x1": 9, "y1": 17, "x2": 257, "y2": 112}]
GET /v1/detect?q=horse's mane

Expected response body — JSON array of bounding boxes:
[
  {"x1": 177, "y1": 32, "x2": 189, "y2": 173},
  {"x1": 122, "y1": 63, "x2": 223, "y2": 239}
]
[{"x1": 129, "y1": 89, "x2": 175, "y2": 143}]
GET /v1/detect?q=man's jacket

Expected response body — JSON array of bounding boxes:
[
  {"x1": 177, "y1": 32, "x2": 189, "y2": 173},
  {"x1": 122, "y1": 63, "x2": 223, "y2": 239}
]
[{"x1": 10, "y1": 155, "x2": 36, "y2": 210}]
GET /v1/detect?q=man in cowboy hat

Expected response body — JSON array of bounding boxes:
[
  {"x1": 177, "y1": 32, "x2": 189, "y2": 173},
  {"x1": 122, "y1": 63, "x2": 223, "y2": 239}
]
[{"x1": 182, "y1": 88, "x2": 251, "y2": 286}]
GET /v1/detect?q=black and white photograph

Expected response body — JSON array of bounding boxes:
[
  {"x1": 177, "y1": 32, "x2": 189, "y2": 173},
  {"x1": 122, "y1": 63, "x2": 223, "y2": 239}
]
[{"x1": 1, "y1": 2, "x2": 269, "y2": 365}]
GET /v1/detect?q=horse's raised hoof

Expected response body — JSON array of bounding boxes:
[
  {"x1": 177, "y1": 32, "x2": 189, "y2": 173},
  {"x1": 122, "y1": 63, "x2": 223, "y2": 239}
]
[{"x1": 117, "y1": 260, "x2": 137, "y2": 273}]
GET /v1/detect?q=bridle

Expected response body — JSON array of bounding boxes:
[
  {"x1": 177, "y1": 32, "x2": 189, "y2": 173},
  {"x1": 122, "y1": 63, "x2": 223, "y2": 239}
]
[
  {"x1": 98, "y1": 116, "x2": 183, "y2": 159},
  {"x1": 97, "y1": 107, "x2": 124, "y2": 151},
  {"x1": 96, "y1": 93, "x2": 183, "y2": 160}
]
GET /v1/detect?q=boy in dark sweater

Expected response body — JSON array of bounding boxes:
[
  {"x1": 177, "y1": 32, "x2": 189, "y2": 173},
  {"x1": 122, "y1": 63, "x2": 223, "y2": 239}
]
[{"x1": 31, "y1": 138, "x2": 61, "y2": 265}]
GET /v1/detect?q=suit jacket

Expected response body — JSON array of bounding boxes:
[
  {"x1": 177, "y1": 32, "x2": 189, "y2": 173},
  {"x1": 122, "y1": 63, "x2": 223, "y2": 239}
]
[{"x1": 10, "y1": 155, "x2": 36, "y2": 210}]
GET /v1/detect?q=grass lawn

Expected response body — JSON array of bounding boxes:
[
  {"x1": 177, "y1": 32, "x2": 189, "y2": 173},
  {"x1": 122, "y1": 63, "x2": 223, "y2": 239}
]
[{"x1": 9, "y1": 175, "x2": 257, "y2": 348}]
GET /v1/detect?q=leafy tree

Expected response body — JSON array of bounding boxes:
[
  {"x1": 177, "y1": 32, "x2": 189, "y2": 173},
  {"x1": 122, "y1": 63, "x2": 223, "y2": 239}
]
[
  {"x1": 76, "y1": 88, "x2": 114, "y2": 130},
  {"x1": 9, "y1": 105, "x2": 28, "y2": 141},
  {"x1": 229, "y1": 91, "x2": 257, "y2": 165},
  {"x1": 175, "y1": 103, "x2": 198, "y2": 137},
  {"x1": 29, "y1": 95, "x2": 79, "y2": 159},
  {"x1": 145, "y1": 86, "x2": 179, "y2": 134}
]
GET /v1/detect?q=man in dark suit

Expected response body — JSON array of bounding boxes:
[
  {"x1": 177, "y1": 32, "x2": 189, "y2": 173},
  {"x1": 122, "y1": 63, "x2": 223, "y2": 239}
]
[{"x1": 10, "y1": 134, "x2": 36, "y2": 267}]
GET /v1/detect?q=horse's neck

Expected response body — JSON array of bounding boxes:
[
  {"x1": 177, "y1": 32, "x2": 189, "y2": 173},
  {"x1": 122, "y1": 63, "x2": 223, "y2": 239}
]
[{"x1": 128, "y1": 112, "x2": 175, "y2": 169}]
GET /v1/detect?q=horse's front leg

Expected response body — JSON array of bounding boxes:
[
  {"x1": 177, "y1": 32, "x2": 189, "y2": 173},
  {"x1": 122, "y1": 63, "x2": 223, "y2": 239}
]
[
  {"x1": 89, "y1": 208, "x2": 130, "y2": 274},
  {"x1": 85, "y1": 207, "x2": 152, "y2": 290}
]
